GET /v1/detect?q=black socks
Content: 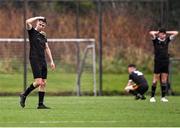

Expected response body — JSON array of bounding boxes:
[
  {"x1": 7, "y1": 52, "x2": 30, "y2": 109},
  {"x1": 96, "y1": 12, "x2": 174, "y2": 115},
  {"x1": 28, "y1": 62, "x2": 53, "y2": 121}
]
[
  {"x1": 38, "y1": 91, "x2": 45, "y2": 106},
  {"x1": 151, "y1": 83, "x2": 157, "y2": 97},
  {"x1": 21, "y1": 84, "x2": 46, "y2": 107},
  {"x1": 23, "y1": 83, "x2": 36, "y2": 97},
  {"x1": 151, "y1": 82, "x2": 167, "y2": 97},
  {"x1": 161, "y1": 83, "x2": 167, "y2": 97}
]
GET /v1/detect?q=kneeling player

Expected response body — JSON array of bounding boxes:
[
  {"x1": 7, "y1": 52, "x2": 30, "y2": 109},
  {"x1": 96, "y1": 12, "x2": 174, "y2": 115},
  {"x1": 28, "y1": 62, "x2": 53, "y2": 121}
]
[{"x1": 125, "y1": 64, "x2": 148, "y2": 100}]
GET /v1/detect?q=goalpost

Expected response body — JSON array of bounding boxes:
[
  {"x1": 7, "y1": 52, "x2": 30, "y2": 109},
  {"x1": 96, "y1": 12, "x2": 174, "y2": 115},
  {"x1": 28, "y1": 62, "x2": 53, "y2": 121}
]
[
  {"x1": 169, "y1": 57, "x2": 180, "y2": 95},
  {"x1": 0, "y1": 38, "x2": 97, "y2": 96}
]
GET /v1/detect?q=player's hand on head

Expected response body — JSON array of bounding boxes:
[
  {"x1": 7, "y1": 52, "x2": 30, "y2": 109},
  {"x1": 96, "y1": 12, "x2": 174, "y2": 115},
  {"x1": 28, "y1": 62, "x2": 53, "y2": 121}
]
[{"x1": 37, "y1": 16, "x2": 45, "y2": 20}]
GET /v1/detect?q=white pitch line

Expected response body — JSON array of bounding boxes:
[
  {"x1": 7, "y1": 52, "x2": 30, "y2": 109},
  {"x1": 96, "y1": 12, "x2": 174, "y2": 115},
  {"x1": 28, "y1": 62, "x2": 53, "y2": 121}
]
[
  {"x1": 0, "y1": 120, "x2": 124, "y2": 124},
  {"x1": 39, "y1": 120, "x2": 121, "y2": 123}
]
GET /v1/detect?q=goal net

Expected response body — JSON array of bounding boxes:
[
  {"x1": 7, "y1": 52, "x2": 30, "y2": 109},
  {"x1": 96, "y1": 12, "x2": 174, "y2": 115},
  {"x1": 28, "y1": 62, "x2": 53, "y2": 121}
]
[{"x1": 0, "y1": 38, "x2": 97, "y2": 96}]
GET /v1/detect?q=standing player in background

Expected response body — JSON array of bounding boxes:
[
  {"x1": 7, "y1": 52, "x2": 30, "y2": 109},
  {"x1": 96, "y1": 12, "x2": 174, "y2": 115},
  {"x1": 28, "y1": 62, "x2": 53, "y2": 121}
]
[
  {"x1": 20, "y1": 16, "x2": 55, "y2": 109},
  {"x1": 125, "y1": 64, "x2": 148, "y2": 100},
  {"x1": 149, "y1": 28, "x2": 178, "y2": 102}
]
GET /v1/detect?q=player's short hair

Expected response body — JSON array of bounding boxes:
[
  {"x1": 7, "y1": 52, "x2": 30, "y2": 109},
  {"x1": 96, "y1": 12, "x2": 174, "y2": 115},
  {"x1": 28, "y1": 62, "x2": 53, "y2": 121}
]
[
  {"x1": 39, "y1": 18, "x2": 47, "y2": 24},
  {"x1": 128, "y1": 64, "x2": 136, "y2": 68},
  {"x1": 158, "y1": 28, "x2": 166, "y2": 34}
]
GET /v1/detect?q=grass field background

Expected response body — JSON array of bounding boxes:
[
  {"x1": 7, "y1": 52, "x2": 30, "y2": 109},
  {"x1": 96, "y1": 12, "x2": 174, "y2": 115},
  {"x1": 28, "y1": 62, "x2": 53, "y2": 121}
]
[
  {"x1": 0, "y1": 71, "x2": 180, "y2": 95},
  {"x1": 0, "y1": 96, "x2": 180, "y2": 127}
]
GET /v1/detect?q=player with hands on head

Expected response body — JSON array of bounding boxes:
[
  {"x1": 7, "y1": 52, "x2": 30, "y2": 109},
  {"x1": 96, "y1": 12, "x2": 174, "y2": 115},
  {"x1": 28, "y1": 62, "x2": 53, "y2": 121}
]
[{"x1": 149, "y1": 28, "x2": 178, "y2": 102}]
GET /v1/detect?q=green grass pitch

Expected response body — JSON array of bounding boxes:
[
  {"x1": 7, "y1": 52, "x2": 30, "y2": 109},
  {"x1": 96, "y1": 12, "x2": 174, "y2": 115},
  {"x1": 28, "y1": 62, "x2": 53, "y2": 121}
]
[
  {"x1": 1, "y1": 72, "x2": 180, "y2": 94},
  {"x1": 0, "y1": 96, "x2": 180, "y2": 127}
]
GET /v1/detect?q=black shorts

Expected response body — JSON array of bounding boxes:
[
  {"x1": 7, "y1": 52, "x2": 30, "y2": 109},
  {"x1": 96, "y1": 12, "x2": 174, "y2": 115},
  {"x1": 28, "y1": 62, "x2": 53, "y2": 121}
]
[
  {"x1": 136, "y1": 84, "x2": 148, "y2": 95},
  {"x1": 30, "y1": 59, "x2": 47, "y2": 79},
  {"x1": 154, "y1": 59, "x2": 169, "y2": 74}
]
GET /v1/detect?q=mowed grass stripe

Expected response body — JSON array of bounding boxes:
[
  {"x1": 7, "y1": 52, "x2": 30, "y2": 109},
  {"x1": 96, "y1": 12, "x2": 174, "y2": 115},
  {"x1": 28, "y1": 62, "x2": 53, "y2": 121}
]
[{"x1": 0, "y1": 96, "x2": 180, "y2": 127}]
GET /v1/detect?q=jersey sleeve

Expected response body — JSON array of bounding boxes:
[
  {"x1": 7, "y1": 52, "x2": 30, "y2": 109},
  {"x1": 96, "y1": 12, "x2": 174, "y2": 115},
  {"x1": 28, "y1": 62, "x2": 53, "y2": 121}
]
[
  {"x1": 151, "y1": 35, "x2": 156, "y2": 41},
  {"x1": 27, "y1": 27, "x2": 35, "y2": 36},
  {"x1": 152, "y1": 37, "x2": 157, "y2": 45},
  {"x1": 129, "y1": 74, "x2": 132, "y2": 80},
  {"x1": 27, "y1": 27, "x2": 34, "y2": 32},
  {"x1": 45, "y1": 38, "x2": 47, "y2": 43},
  {"x1": 169, "y1": 35, "x2": 175, "y2": 41},
  {"x1": 166, "y1": 36, "x2": 171, "y2": 43}
]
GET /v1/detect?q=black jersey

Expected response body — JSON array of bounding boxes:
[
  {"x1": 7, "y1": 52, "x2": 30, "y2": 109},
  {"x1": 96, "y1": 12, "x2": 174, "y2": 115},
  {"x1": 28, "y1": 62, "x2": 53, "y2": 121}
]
[
  {"x1": 129, "y1": 70, "x2": 148, "y2": 86},
  {"x1": 152, "y1": 37, "x2": 170, "y2": 60},
  {"x1": 28, "y1": 27, "x2": 47, "y2": 62}
]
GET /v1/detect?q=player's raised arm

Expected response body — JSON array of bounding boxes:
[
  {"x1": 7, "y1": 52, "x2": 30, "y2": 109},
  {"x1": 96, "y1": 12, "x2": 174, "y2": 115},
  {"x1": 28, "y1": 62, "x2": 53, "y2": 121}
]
[
  {"x1": 166, "y1": 31, "x2": 179, "y2": 40},
  {"x1": 45, "y1": 43, "x2": 56, "y2": 70},
  {"x1": 26, "y1": 16, "x2": 45, "y2": 30},
  {"x1": 149, "y1": 31, "x2": 158, "y2": 40}
]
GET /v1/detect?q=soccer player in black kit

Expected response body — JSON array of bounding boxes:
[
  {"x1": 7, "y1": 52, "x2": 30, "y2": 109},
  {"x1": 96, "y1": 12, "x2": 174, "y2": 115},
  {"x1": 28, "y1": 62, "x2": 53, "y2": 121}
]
[
  {"x1": 149, "y1": 28, "x2": 178, "y2": 102},
  {"x1": 125, "y1": 64, "x2": 148, "y2": 100},
  {"x1": 20, "y1": 16, "x2": 55, "y2": 109}
]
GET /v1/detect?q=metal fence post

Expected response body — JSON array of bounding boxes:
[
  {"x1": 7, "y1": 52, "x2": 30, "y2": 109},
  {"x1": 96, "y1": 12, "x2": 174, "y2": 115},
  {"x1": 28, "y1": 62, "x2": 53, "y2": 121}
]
[
  {"x1": 23, "y1": 0, "x2": 28, "y2": 91},
  {"x1": 98, "y1": 0, "x2": 103, "y2": 96}
]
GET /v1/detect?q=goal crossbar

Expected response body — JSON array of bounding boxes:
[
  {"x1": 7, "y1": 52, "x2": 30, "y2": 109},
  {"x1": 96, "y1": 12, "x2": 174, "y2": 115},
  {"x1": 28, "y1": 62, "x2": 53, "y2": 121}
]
[{"x1": 0, "y1": 38, "x2": 95, "y2": 43}]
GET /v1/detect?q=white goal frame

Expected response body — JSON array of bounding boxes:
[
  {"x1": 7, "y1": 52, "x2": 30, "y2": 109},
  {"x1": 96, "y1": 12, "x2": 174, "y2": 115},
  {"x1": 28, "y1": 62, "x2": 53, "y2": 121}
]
[{"x1": 0, "y1": 38, "x2": 97, "y2": 96}]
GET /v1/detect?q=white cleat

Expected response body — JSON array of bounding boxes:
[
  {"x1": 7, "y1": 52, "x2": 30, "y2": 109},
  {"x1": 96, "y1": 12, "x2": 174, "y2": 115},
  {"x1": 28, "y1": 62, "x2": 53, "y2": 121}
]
[
  {"x1": 150, "y1": 97, "x2": 156, "y2": 102},
  {"x1": 161, "y1": 97, "x2": 168, "y2": 102}
]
